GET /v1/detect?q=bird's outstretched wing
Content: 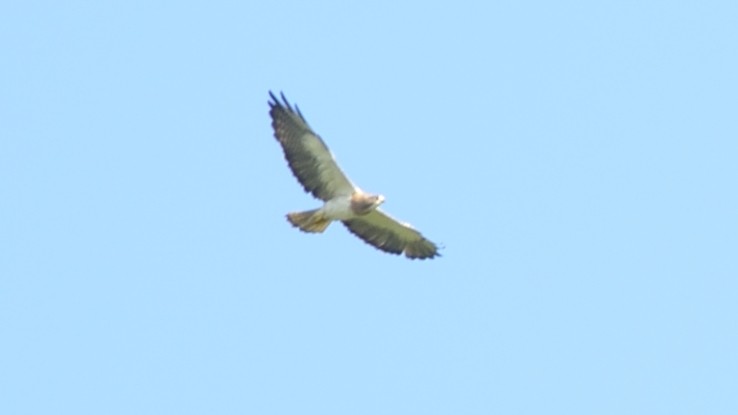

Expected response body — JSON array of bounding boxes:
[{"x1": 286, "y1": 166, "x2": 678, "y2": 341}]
[
  {"x1": 269, "y1": 91, "x2": 355, "y2": 201},
  {"x1": 343, "y1": 209, "x2": 440, "y2": 259}
]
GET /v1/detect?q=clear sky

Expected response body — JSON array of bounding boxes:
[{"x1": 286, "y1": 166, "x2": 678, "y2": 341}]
[{"x1": 2, "y1": 1, "x2": 736, "y2": 414}]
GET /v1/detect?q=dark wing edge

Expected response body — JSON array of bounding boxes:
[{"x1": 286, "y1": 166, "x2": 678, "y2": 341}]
[
  {"x1": 268, "y1": 91, "x2": 354, "y2": 201},
  {"x1": 342, "y1": 210, "x2": 440, "y2": 260},
  {"x1": 269, "y1": 91, "x2": 308, "y2": 125}
]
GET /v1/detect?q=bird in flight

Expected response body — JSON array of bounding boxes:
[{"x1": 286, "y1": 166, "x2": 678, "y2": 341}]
[{"x1": 268, "y1": 91, "x2": 440, "y2": 259}]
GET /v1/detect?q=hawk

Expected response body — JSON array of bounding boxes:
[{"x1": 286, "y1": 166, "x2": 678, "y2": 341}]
[{"x1": 268, "y1": 91, "x2": 440, "y2": 259}]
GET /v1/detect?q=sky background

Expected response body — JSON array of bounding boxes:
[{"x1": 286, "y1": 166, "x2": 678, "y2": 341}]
[{"x1": 2, "y1": 1, "x2": 737, "y2": 414}]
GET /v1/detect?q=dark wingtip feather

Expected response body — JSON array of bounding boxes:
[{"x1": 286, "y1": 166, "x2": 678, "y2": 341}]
[
  {"x1": 280, "y1": 91, "x2": 294, "y2": 112},
  {"x1": 268, "y1": 91, "x2": 307, "y2": 123},
  {"x1": 268, "y1": 90, "x2": 280, "y2": 108},
  {"x1": 295, "y1": 104, "x2": 306, "y2": 122}
]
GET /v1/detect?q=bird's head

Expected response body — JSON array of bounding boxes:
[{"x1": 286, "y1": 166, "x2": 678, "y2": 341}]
[
  {"x1": 350, "y1": 192, "x2": 385, "y2": 215},
  {"x1": 373, "y1": 194, "x2": 386, "y2": 207}
]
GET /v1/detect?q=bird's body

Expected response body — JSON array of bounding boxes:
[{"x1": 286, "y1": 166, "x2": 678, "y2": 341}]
[
  {"x1": 322, "y1": 195, "x2": 356, "y2": 221},
  {"x1": 268, "y1": 91, "x2": 440, "y2": 259},
  {"x1": 322, "y1": 193, "x2": 385, "y2": 220}
]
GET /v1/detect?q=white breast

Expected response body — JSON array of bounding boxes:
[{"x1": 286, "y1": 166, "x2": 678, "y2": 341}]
[{"x1": 321, "y1": 196, "x2": 355, "y2": 221}]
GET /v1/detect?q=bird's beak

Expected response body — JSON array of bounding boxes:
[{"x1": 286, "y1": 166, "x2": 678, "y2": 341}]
[{"x1": 377, "y1": 195, "x2": 386, "y2": 205}]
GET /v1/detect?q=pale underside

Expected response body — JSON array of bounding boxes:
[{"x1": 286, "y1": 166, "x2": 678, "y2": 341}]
[
  {"x1": 269, "y1": 91, "x2": 440, "y2": 259},
  {"x1": 322, "y1": 196, "x2": 358, "y2": 221}
]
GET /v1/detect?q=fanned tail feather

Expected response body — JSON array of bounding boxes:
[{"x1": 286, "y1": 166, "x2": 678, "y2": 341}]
[{"x1": 286, "y1": 209, "x2": 332, "y2": 233}]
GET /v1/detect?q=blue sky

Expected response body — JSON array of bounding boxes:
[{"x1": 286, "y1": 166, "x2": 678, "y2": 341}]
[{"x1": 2, "y1": 1, "x2": 736, "y2": 414}]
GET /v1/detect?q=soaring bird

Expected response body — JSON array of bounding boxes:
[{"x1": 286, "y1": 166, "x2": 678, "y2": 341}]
[{"x1": 268, "y1": 92, "x2": 440, "y2": 260}]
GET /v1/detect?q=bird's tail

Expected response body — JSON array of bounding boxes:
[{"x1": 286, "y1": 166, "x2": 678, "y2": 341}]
[{"x1": 286, "y1": 209, "x2": 332, "y2": 233}]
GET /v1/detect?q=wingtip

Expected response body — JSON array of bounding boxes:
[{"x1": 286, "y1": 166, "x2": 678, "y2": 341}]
[
  {"x1": 402, "y1": 239, "x2": 442, "y2": 260},
  {"x1": 268, "y1": 91, "x2": 307, "y2": 122},
  {"x1": 280, "y1": 91, "x2": 295, "y2": 112}
]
